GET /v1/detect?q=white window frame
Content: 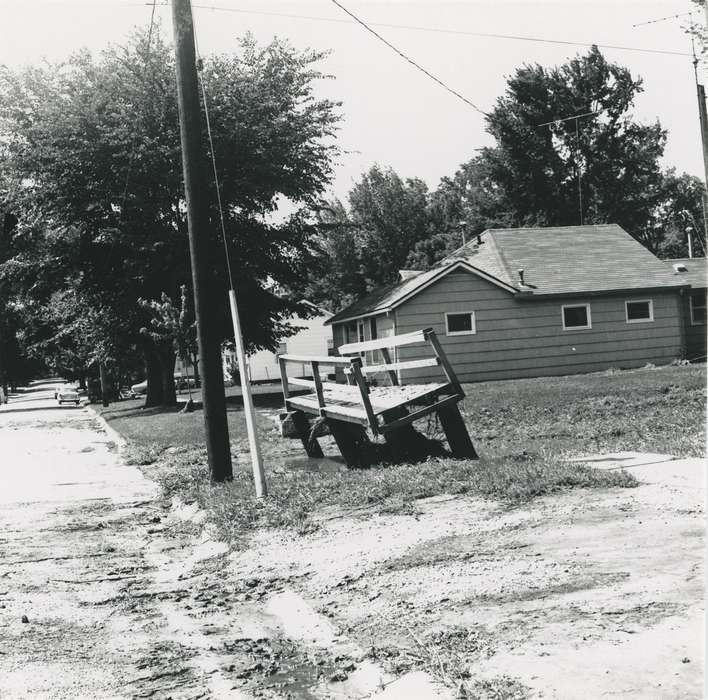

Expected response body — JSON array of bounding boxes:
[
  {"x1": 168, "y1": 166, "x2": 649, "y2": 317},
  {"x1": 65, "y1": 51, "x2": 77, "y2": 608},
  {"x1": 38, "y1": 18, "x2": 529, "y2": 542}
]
[
  {"x1": 561, "y1": 303, "x2": 592, "y2": 330},
  {"x1": 690, "y1": 292, "x2": 707, "y2": 326},
  {"x1": 625, "y1": 299, "x2": 654, "y2": 324},
  {"x1": 445, "y1": 311, "x2": 476, "y2": 336}
]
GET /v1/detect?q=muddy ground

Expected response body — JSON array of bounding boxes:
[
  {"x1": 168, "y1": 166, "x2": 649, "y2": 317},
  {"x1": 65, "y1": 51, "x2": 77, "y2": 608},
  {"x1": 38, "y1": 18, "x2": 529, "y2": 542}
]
[{"x1": 0, "y1": 385, "x2": 704, "y2": 699}]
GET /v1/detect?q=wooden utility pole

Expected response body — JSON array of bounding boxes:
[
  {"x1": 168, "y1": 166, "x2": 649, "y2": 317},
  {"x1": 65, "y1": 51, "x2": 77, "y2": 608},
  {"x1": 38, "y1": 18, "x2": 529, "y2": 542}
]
[{"x1": 171, "y1": 0, "x2": 232, "y2": 482}]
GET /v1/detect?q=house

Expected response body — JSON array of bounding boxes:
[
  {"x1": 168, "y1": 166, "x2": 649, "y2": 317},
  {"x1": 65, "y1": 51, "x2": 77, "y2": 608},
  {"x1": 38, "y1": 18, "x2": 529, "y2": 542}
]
[
  {"x1": 326, "y1": 225, "x2": 695, "y2": 384},
  {"x1": 223, "y1": 301, "x2": 333, "y2": 383},
  {"x1": 665, "y1": 258, "x2": 707, "y2": 362}
]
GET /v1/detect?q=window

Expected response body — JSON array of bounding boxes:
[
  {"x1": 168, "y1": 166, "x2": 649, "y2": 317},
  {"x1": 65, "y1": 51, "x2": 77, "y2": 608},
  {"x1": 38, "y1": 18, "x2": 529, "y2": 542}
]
[
  {"x1": 690, "y1": 292, "x2": 707, "y2": 325},
  {"x1": 562, "y1": 304, "x2": 591, "y2": 330},
  {"x1": 625, "y1": 299, "x2": 653, "y2": 324},
  {"x1": 445, "y1": 311, "x2": 476, "y2": 336}
]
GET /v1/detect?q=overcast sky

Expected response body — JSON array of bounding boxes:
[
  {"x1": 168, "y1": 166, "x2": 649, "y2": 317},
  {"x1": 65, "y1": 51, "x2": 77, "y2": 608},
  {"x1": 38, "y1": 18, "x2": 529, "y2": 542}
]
[{"x1": 1, "y1": 0, "x2": 704, "y2": 203}]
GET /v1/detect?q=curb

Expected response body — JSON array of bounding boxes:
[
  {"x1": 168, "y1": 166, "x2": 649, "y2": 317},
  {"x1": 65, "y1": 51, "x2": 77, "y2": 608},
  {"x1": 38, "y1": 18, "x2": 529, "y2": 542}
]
[{"x1": 84, "y1": 403, "x2": 127, "y2": 451}]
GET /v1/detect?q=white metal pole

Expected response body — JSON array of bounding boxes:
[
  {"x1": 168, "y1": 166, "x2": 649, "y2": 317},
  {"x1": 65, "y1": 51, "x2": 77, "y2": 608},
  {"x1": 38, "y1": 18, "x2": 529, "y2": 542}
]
[{"x1": 228, "y1": 288, "x2": 267, "y2": 497}]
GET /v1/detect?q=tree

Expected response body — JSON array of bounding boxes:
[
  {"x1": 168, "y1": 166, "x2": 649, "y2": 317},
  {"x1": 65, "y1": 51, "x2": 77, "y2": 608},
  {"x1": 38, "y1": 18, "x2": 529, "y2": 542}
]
[
  {"x1": 481, "y1": 46, "x2": 668, "y2": 235},
  {"x1": 303, "y1": 165, "x2": 432, "y2": 309},
  {"x1": 0, "y1": 29, "x2": 341, "y2": 404}
]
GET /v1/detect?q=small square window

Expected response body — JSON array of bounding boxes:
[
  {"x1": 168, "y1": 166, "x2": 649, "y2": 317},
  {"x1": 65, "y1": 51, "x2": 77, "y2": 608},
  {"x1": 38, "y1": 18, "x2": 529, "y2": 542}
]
[
  {"x1": 625, "y1": 300, "x2": 653, "y2": 323},
  {"x1": 562, "y1": 304, "x2": 591, "y2": 330},
  {"x1": 690, "y1": 292, "x2": 706, "y2": 325},
  {"x1": 446, "y1": 311, "x2": 476, "y2": 335}
]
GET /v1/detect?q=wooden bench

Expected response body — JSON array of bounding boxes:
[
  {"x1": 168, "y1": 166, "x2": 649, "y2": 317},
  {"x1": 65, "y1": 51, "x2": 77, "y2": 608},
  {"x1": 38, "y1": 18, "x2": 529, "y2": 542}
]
[{"x1": 278, "y1": 327, "x2": 477, "y2": 466}]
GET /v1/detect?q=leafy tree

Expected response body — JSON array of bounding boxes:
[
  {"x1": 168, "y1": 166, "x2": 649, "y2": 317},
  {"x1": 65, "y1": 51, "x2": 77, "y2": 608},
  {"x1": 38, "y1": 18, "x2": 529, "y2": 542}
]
[
  {"x1": 0, "y1": 29, "x2": 341, "y2": 405},
  {"x1": 481, "y1": 46, "x2": 668, "y2": 235},
  {"x1": 303, "y1": 165, "x2": 432, "y2": 309},
  {"x1": 138, "y1": 285, "x2": 198, "y2": 406}
]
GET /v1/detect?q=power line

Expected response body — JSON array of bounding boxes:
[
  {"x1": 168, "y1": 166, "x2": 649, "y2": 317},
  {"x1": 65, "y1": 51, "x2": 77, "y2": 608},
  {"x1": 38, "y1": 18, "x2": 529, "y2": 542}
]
[
  {"x1": 327, "y1": 0, "x2": 486, "y2": 115},
  {"x1": 143, "y1": 2, "x2": 692, "y2": 59},
  {"x1": 632, "y1": 10, "x2": 696, "y2": 28}
]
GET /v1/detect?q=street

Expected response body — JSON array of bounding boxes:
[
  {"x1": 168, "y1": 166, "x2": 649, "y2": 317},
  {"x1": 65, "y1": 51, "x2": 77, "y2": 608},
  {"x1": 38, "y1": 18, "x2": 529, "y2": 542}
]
[{"x1": 0, "y1": 383, "x2": 245, "y2": 699}]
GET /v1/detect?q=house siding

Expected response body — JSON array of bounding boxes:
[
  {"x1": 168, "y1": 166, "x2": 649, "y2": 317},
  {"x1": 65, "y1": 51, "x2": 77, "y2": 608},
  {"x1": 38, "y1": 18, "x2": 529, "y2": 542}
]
[
  {"x1": 388, "y1": 271, "x2": 683, "y2": 383},
  {"x1": 681, "y1": 288, "x2": 707, "y2": 361}
]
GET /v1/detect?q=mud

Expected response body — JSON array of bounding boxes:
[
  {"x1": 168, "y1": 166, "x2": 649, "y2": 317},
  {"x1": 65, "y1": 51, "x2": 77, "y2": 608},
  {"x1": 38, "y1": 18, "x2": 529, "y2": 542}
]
[{"x1": 1, "y1": 385, "x2": 704, "y2": 699}]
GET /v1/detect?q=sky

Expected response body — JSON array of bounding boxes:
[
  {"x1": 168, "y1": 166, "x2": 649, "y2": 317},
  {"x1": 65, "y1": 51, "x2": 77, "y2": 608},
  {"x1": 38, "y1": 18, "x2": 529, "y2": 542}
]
[{"x1": 1, "y1": 0, "x2": 705, "y2": 203}]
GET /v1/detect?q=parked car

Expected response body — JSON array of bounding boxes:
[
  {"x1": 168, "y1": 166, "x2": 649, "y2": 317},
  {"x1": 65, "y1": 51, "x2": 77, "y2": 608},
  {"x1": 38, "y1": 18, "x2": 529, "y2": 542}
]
[
  {"x1": 56, "y1": 385, "x2": 80, "y2": 406},
  {"x1": 175, "y1": 375, "x2": 198, "y2": 391},
  {"x1": 130, "y1": 379, "x2": 148, "y2": 395}
]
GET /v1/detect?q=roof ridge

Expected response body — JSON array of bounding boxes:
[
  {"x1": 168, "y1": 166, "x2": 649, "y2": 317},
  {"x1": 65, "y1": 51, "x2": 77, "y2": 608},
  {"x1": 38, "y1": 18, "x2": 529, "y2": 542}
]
[
  {"x1": 486, "y1": 231, "x2": 515, "y2": 287},
  {"x1": 487, "y1": 223, "x2": 620, "y2": 234}
]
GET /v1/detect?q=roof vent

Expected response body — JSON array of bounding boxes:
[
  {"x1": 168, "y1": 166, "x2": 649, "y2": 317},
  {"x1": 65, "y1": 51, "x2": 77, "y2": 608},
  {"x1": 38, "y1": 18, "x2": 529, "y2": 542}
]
[
  {"x1": 673, "y1": 263, "x2": 688, "y2": 273},
  {"x1": 517, "y1": 269, "x2": 525, "y2": 285},
  {"x1": 476, "y1": 234, "x2": 482, "y2": 244}
]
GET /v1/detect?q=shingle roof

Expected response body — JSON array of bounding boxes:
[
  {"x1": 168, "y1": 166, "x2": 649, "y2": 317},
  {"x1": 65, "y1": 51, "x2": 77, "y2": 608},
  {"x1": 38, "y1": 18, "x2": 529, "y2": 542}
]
[
  {"x1": 327, "y1": 224, "x2": 688, "y2": 325},
  {"x1": 664, "y1": 258, "x2": 707, "y2": 289},
  {"x1": 453, "y1": 224, "x2": 686, "y2": 296}
]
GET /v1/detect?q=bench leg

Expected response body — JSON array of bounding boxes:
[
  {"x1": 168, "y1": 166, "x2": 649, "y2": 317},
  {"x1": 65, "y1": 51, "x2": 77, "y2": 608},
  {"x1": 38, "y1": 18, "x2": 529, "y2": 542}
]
[
  {"x1": 438, "y1": 404, "x2": 478, "y2": 459},
  {"x1": 291, "y1": 410, "x2": 324, "y2": 458},
  {"x1": 328, "y1": 420, "x2": 368, "y2": 467}
]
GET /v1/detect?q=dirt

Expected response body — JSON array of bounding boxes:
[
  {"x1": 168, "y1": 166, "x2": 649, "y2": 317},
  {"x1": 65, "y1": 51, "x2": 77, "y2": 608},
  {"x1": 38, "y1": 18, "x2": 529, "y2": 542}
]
[{"x1": 1, "y1": 386, "x2": 704, "y2": 699}]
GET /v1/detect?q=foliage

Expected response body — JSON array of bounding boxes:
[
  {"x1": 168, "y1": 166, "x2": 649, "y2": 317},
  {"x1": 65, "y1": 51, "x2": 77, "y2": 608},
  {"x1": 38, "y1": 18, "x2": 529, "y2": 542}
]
[
  {"x1": 303, "y1": 165, "x2": 433, "y2": 310},
  {"x1": 0, "y1": 29, "x2": 341, "y2": 396},
  {"x1": 481, "y1": 46, "x2": 669, "y2": 238}
]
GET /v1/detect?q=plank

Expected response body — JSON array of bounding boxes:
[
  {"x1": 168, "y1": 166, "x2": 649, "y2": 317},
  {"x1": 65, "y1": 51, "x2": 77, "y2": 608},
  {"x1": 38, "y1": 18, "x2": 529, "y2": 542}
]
[
  {"x1": 280, "y1": 353, "x2": 353, "y2": 365},
  {"x1": 379, "y1": 394, "x2": 462, "y2": 434},
  {"x1": 286, "y1": 377, "x2": 355, "y2": 392},
  {"x1": 344, "y1": 357, "x2": 440, "y2": 376},
  {"x1": 338, "y1": 329, "x2": 428, "y2": 354},
  {"x1": 438, "y1": 404, "x2": 477, "y2": 459}
]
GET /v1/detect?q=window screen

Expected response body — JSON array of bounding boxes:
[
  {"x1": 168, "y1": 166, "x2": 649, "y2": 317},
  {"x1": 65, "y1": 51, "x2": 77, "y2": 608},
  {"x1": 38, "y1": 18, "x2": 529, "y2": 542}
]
[
  {"x1": 446, "y1": 312, "x2": 475, "y2": 335},
  {"x1": 562, "y1": 305, "x2": 590, "y2": 329},
  {"x1": 625, "y1": 300, "x2": 652, "y2": 322}
]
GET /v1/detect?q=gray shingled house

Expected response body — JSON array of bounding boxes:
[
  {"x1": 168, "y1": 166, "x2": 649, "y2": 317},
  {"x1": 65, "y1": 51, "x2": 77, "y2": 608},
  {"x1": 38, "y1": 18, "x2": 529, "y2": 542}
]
[
  {"x1": 665, "y1": 257, "x2": 707, "y2": 362},
  {"x1": 325, "y1": 224, "x2": 699, "y2": 384}
]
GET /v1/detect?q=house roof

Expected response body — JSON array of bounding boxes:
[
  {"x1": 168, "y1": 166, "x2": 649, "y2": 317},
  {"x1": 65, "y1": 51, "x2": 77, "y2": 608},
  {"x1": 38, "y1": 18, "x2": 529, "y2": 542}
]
[
  {"x1": 444, "y1": 224, "x2": 687, "y2": 296},
  {"x1": 327, "y1": 224, "x2": 688, "y2": 325},
  {"x1": 663, "y1": 258, "x2": 707, "y2": 289},
  {"x1": 326, "y1": 260, "x2": 516, "y2": 325}
]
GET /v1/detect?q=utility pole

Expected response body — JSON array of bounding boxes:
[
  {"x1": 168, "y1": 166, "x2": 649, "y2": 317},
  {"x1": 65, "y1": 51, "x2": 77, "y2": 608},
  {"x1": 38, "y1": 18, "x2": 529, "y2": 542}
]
[{"x1": 171, "y1": 0, "x2": 233, "y2": 482}]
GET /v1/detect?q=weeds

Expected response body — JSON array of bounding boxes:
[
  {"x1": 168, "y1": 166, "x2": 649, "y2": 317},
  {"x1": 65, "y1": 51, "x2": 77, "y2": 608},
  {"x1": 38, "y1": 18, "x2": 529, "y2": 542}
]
[{"x1": 103, "y1": 364, "x2": 704, "y2": 545}]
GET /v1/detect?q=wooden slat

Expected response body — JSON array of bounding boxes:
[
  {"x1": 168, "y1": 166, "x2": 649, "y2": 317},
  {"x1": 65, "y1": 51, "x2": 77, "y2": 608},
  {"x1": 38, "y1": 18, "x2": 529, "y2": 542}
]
[
  {"x1": 285, "y1": 396, "x2": 371, "y2": 425},
  {"x1": 338, "y1": 328, "x2": 428, "y2": 354},
  {"x1": 379, "y1": 394, "x2": 462, "y2": 433},
  {"x1": 349, "y1": 358, "x2": 379, "y2": 434},
  {"x1": 286, "y1": 377, "x2": 354, "y2": 393},
  {"x1": 311, "y1": 361, "x2": 326, "y2": 415},
  {"x1": 425, "y1": 329, "x2": 464, "y2": 398},
  {"x1": 379, "y1": 347, "x2": 399, "y2": 386},
  {"x1": 280, "y1": 354, "x2": 353, "y2": 365},
  {"x1": 345, "y1": 357, "x2": 440, "y2": 376}
]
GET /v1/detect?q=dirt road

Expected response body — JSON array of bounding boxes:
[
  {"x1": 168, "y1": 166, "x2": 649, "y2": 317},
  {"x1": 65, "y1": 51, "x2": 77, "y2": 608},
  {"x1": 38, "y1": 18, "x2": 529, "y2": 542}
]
[
  {"x1": 1, "y1": 383, "x2": 704, "y2": 699},
  {"x1": 0, "y1": 384, "x2": 253, "y2": 699}
]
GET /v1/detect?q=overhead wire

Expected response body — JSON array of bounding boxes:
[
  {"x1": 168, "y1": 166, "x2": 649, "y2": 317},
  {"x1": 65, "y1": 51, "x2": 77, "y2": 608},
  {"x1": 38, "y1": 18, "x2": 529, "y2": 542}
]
[
  {"x1": 191, "y1": 15, "x2": 236, "y2": 291},
  {"x1": 328, "y1": 0, "x2": 486, "y2": 115},
  {"x1": 142, "y1": 2, "x2": 692, "y2": 59}
]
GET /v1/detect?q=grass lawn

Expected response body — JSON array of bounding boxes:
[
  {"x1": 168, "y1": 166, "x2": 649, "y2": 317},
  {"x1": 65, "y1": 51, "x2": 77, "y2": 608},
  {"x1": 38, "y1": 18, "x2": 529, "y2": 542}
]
[{"x1": 96, "y1": 364, "x2": 705, "y2": 545}]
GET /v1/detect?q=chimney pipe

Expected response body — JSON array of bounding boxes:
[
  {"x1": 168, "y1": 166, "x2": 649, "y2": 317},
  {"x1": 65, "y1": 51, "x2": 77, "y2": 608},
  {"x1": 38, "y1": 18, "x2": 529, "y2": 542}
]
[
  {"x1": 477, "y1": 234, "x2": 482, "y2": 244},
  {"x1": 518, "y1": 269, "x2": 525, "y2": 285}
]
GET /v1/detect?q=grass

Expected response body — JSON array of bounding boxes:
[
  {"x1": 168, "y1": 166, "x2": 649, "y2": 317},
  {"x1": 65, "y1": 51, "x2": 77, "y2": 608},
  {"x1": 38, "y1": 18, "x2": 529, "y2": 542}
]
[{"x1": 96, "y1": 364, "x2": 706, "y2": 545}]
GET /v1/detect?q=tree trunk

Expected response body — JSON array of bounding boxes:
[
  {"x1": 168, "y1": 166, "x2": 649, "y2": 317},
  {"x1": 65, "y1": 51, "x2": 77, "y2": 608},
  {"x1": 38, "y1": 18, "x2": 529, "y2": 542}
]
[
  {"x1": 144, "y1": 343, "x2": 164, "y2": 408},
  {"x1": 159, "y1": 347, "x2": 177, "y2": 407}
]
